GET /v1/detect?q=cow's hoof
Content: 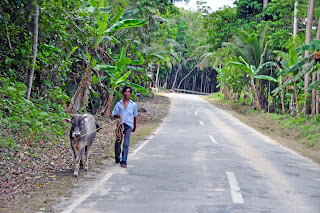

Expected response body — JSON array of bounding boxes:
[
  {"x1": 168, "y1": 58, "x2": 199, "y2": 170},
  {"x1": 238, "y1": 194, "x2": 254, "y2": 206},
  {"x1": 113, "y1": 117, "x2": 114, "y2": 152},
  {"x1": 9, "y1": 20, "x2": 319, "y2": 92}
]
[
  {"x1": 74, "y1": 173, "x2": 78, "y2": 177},
  {"x1": 84, "y1": 166, "x2": 88, "y2": 171}
]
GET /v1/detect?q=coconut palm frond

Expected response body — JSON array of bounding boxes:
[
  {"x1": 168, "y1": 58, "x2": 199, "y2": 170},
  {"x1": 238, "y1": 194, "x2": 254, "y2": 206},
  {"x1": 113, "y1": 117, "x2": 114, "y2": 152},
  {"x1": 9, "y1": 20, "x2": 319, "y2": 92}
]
[
  {"x1": 152, "y1": 15, "x2": 167, "y2": 23},
  {"x1": 198, "y1": 52, "x2": 213, "y2": 70},
  {"x1": 163, "y1": 38, "x2": 180, "y2": 48}
]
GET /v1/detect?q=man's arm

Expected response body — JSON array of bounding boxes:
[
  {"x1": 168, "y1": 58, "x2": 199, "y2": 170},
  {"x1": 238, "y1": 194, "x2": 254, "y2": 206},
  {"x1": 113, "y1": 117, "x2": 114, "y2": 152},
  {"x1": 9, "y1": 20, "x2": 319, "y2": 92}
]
[{"x1": 132, "y1": 117, "x2": 137, "y2": 132}]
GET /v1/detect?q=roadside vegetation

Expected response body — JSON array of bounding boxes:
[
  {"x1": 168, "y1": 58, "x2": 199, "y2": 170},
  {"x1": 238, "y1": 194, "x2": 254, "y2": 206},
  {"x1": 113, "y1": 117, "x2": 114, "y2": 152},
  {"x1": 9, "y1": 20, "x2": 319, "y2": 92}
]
[{"x1": 1, "y1": 0, "x2": 320, "y2": 211}]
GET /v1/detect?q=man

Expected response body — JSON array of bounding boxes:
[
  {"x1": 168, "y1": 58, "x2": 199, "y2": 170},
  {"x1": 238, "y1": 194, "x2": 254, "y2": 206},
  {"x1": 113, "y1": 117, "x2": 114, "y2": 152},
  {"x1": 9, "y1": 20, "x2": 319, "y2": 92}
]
[{"x1": 112, "y1": 86, "x2": 138, "y2": 168}]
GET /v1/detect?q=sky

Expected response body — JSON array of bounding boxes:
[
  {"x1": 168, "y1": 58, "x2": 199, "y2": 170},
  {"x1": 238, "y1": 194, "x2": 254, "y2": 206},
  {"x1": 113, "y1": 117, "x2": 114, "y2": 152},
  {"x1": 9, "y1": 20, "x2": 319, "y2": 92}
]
[{"x1": 174, "y1": 0, "x2": 235, "y2": 12}]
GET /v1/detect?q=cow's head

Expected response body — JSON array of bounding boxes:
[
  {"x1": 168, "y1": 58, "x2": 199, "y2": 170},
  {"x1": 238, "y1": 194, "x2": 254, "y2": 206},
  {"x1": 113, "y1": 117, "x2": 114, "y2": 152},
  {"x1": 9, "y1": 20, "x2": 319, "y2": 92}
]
[{"x1": 62, "y1": 114, "x2": 88, "y2": 138}]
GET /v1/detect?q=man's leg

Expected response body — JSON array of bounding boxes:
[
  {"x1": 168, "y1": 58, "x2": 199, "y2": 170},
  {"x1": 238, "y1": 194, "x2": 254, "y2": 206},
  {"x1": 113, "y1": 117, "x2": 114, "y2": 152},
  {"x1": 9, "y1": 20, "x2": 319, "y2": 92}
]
[
  {"x1": 121, "y1": 124, "x2": 132, "y2": 166},
  {"x1": 114, "y1": 137, "x2": 122, "y2": 163}
]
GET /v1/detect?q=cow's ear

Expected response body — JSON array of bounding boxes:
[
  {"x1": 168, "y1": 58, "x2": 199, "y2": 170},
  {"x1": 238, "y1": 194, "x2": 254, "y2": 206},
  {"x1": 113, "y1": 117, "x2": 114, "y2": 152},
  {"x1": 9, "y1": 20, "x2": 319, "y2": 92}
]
[{"x1": 62, "y1": 118, "x2": 71, "y2": 123}]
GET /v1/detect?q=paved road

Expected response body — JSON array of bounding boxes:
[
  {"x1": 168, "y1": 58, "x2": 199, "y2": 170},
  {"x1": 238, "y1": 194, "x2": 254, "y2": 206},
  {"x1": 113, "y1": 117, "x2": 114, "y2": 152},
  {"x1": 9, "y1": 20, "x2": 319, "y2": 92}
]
[{"x1": 56, "y1": 93, "x2": 320, "y2": 213}]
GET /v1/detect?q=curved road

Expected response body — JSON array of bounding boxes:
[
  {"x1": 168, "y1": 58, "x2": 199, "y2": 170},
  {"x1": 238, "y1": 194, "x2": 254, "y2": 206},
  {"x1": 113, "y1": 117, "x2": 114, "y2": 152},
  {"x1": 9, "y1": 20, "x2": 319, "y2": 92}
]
[{"x1": 56, "y1": 93, "x2": 320, "y2": 213}]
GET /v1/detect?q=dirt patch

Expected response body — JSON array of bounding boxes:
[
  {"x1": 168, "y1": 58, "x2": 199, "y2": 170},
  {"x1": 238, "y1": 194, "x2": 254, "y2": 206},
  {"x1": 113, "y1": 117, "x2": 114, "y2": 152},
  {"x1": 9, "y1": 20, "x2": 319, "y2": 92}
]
[
  {"x1": 0, "y1": 94, "x2": 170, "y2": 213},
  {"x1": 203, "y1": 96, "x2": 320, "y2": 164}
]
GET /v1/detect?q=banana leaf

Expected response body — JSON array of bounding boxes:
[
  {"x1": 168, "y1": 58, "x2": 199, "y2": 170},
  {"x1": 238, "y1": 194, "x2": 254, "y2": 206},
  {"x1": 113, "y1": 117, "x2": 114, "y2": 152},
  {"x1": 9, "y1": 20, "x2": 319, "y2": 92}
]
[
  {"x1": 118, "y1": 46, "x2": 126, "y2": 62},
  {"x1": 131, "y1": 60, "x2": 145, "y2": 65},
  {"x1": 127, "y1": 66, "x2": 144, "y2": 72},
  {"x1": 67, "y1": 46, "x2": 79, "y2": 59},
  {"x1": 294, "y1": 43, "x2": 320, "y2": 52},
  {"x1": 255, "y1": 75, "x2": 278, "y2": 82},
  {"x1": 125, "y1": 82, "x2": 147, "y2": 95},
  {"x1": 115, "y1": 71, "x2": 131, "y2": 85},
  {"x1": 122, "y1": 9, "x2": 137, "y2": 19},
  {"x1": 282, "y1": 57, "x2": 308, "y2": 76},
  {"x1": 92, "y1": 75, "x2": 98, "y2": 85},
  {"x1": 151, "y1": 53, "x2": 166, "y2": 61},
  {"x1": 90, "y1": 87, "x2": 99, "y2": 98},
  {"x1": 271, "y1": 79, "x2": 293, "y2": 95},
  {"x1": 308, "y1": 80, "x2": 320, "y2": 91},
  {"x1": 254, "y1": 61, "x2": 277, "y2": 75},
  {"x1": 94, "y1": 64, "x2": 116, "y2": 81},
  {"x1": 116, "y1": 58, "x2": 132, "y2": 67},
  {"x1": 293, "y1": 61, "x2": 316, "y2": 82},
  {"x1": 110, "y1": 8, "x2": 124, "y2": 24},
  {"x1": 105, "y1": 19, "x2": 147, "y2": 34}
]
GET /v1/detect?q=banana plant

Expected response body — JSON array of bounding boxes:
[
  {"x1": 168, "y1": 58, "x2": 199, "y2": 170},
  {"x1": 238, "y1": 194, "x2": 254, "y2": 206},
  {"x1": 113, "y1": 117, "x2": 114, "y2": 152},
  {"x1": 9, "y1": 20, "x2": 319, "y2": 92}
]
[
  {"x1": 271, "y1": 49, "x2": 310, "y2": 113},
  {"x1": 294, "y1": 40, "x2": 320, "y2": 91},
  {"x1": 229, "y1": 56, "x2": 276, "y2": 111},
  {"x1": 255, "y1": 69, "x2": 288, "y2": 114},
  {"x1": 94, "y1": 47, "x2": 146, "y2": 118},
  {"x1": 67, "y1": 3, "x2": 147, "y2": 113}
]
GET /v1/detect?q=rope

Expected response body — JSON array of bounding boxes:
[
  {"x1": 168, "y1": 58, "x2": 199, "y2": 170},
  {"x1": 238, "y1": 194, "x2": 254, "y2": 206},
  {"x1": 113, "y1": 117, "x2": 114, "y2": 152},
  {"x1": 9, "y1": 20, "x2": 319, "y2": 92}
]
[
  {"x1": 79, "y1": 117, "x2": 123, "y2": 139},
  {"x1": 115, "y1": 117, "x2": 124, "y2": 142}
]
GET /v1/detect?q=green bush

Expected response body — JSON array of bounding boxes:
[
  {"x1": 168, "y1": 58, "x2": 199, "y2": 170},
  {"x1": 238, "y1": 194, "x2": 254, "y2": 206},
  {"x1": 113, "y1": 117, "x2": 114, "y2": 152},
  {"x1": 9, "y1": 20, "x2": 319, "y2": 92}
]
[{"x1": 0, "y1": 78, "x2": 69, "y2": 150}]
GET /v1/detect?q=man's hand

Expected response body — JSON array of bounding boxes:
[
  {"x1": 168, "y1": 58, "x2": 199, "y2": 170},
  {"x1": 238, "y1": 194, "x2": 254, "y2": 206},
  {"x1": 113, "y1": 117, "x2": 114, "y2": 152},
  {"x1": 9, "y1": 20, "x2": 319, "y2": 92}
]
[
  {"x1": 132, "y1": 117, "x2": 137, "y2": 132},
  {"x1": 114, "y1": 114, "x2": 122, "y2": 119}
]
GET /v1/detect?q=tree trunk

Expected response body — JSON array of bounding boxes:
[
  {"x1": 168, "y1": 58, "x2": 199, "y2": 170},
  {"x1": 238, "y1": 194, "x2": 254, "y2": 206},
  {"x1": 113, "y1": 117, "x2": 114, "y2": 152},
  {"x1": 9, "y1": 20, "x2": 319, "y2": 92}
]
[
  {"x1": 281, "y1": 90, "x2": 285, "y2": 115},
  {"x1": 177, "y1": 65, "x2": 198, "y2": 89},
  {"x1": 25, "y1": 4, "x2": 39, "y2": 100},
  {"x1": 294, "y1": 82, "x2": 300, "y2": 113},
  {"x1": 268, "y1": 66, "x2": 272, "y2": 113},
  {"x1": 105, "y1": 87, "x2": 115, "y2": 119},
  {"x1": 171, "y1": 67, "x2": 181, "y2": 90},
  {"x1": 200, "y1": 72, "x2": 203, "y2": 92},
  {"x1": 317, "y1": 72, "x2": 320, "y2": 114},
  {"x1": 263, "y1": 0, "x2": 268, "y2": 8},
  {"x1": 164, "y1": 76, "x2": 168, "y2": 89},
  {"x1": 251, "y1": 77, "x2": 261, "y2": 111},
  {"x1": 67, "y1": 54, "x2": 94, "y2": 113},
  {"x1": 293, "y1": 1, "x2": 298, "y2": 38},
  {"x1": 192, "y1": 76, "x2": 196, "y2": 91},
  {"x1": 155, "y1": 62, "x2": 161, "y2": 88},
  {"x1": 304, "y1": 0, "x2": 315, "y2": 115},
  {"x1": 312, "y1": 15, "x2": 320, "y2": 115}
]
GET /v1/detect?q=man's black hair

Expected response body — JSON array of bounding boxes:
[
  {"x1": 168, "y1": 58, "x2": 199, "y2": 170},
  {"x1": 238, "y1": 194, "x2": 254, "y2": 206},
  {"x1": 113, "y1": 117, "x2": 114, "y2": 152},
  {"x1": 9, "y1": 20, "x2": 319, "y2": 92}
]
[{"x1": 122, "y1": 86, "x2": 133, "y2": 94}]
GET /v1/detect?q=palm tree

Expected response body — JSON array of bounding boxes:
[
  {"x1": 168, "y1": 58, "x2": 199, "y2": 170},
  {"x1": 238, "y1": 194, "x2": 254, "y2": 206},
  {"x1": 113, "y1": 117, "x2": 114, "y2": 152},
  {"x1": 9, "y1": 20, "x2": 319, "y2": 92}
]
[
  {"x1": 170, "y1": 46, "x2": 209, "y2": 90},
  {"x1": 229, "y1": 57, "x2": 276, "y2": 111},
  {"x1": 223, "y1": 27, "x2": 271, "y2": 110}
]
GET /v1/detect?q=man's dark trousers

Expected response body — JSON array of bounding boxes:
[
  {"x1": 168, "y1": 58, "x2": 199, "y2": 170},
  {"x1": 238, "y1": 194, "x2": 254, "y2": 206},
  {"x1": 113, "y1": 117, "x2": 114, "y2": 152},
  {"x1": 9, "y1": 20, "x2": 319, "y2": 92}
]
[{"x1": 115, "y1": 123, "x2": 132, "y2": 166}]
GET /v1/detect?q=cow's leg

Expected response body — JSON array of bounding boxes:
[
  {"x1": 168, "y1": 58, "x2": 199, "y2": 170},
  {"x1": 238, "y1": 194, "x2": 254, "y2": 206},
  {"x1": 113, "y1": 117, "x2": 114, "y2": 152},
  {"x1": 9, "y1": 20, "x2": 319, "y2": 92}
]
[
  {"x1": 74, "y1": 144, "x2": 85, "y2": 177},
  {"x1": 84, "y1": 145, "x2": 91, "y2": 171},
  {"x1": 80, "y1": 155, "x2": 84, "y2": 169}
]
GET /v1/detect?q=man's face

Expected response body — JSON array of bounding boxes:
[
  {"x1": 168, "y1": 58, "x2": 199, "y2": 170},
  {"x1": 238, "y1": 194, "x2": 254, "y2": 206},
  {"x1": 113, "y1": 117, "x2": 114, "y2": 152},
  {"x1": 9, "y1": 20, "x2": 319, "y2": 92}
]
[{"x1": 123, "y1": 88, "x2": 131, "y2": 99}]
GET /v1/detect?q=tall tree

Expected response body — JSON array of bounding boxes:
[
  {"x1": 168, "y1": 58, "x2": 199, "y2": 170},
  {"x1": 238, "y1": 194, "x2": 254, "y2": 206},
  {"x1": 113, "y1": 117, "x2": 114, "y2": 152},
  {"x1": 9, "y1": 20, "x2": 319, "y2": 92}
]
[
  {"x1": 25, "y1": 4, "x2": 39, "y2": 100},
  {"x1": 304, "y1": 0, "x2": 315, "y2": 114},
  {"x1": 293, "y1": 1, "x2": 299, "y2": 38}
]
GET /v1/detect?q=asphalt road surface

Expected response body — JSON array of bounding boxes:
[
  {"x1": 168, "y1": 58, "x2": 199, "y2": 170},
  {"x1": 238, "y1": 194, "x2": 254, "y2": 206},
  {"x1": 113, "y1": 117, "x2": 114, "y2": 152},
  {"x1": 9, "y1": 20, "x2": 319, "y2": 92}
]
[{"x1": 56, "y1": 93, "x2": 320, "y2": 213}]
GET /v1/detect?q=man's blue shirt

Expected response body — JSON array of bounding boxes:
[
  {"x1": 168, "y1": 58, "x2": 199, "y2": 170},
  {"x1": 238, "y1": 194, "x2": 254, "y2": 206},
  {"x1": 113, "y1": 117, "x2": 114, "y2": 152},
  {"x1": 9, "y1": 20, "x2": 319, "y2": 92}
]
[{"x1": 112, "y1": 99, "x2": 138, "y2": 128}]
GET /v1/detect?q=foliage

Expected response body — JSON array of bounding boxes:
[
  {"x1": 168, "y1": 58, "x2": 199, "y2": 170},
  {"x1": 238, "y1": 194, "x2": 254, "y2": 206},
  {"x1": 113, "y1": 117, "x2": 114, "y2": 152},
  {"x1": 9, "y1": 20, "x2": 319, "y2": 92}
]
[{"x1": 0, "y1": 78, "x2": 69, "y2": 149}]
